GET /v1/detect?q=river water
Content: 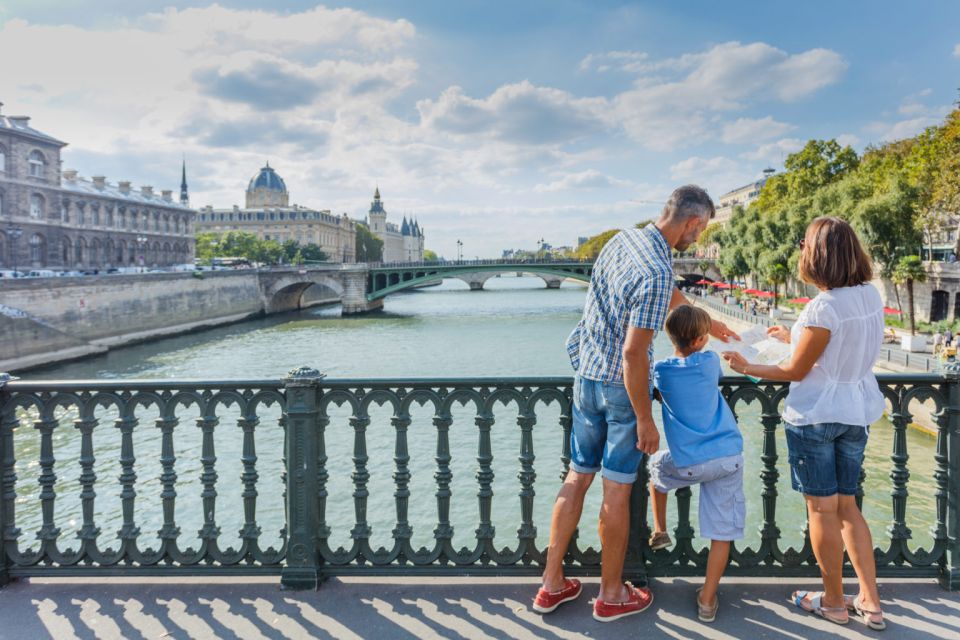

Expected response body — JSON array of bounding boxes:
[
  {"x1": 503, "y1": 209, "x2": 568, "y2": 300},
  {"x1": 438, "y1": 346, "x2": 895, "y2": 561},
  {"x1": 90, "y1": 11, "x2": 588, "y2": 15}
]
[{"x1": 13, "y1": 277, "x2": 938, "y2": 558}]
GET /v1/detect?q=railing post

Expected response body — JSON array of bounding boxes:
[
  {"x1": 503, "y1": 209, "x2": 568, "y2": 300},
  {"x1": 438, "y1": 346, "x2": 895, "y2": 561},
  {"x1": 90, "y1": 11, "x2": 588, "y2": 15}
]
[
  {"x1": 281, "y1": 366, "x2": 325, "y2": 590},
  {"x1": 624, "y1": 456, "x2": 650, "y2": 586},
  {"x1": 0, "y1": 373, "x2": 17, "y2": 588},
  {"x1": 941, "y1": 364, "x2": 960, "y2": 590}
]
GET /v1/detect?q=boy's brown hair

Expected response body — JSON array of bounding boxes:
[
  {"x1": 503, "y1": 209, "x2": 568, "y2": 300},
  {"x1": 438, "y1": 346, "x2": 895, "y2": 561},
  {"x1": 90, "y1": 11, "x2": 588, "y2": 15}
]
[
  {"x1": 798, "y1": 216, "x2": 873, "y2": 289},
  {"x1": 665, "y1": 304, "x2": 712, "y2": 352}
]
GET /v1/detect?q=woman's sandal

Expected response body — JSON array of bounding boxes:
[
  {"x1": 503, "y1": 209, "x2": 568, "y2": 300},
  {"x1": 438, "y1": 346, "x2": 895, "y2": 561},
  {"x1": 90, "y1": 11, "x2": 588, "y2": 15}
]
[
  {"x1": 844, "y1": 594, "x2": 886, "y2": 631},
  {"x1": 790, "y1": 591, "x2": 849, "y2": 625}
]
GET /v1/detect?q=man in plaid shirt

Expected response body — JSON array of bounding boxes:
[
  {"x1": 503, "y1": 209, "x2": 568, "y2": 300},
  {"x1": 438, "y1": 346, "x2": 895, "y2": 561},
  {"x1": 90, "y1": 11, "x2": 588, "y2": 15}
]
[{"x1": 532, "y1": 185, "x2": 739, "y2": 622}]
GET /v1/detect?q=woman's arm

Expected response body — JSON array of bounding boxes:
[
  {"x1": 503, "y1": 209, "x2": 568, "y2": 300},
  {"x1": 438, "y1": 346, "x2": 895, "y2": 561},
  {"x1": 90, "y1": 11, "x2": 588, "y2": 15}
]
[{"x1": 723, "y1": 326, "x2": 830, "y2": 382}]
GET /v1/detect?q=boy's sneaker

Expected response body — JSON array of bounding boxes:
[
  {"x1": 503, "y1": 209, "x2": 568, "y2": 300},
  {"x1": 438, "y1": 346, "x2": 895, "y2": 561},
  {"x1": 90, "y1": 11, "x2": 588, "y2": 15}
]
[
  {"x1": 593, "y1": 582, "x2": 654, "y2": 622},
  {"x1": 532, "y1": 578, "x2": 582, "y2": 613},
  {"x1": 649, "y1": 531, "x2": 673, "y2": 551}
]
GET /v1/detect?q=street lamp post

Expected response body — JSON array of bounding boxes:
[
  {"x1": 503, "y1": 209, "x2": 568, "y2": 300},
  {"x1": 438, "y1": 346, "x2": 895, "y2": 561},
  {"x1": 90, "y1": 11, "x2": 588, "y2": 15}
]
[
  {"x1": 456, "y1": 239, "x2": 463, "y2": 263},
  {"x1": 136, "y1": 235, "x2": 147, "y2": 272},
  {"x1": 6, "y1": 224, "x2": 23, "y2": 275},
  {"x1": 538, "y1": 237, "x2": 545, "y2": 261}
]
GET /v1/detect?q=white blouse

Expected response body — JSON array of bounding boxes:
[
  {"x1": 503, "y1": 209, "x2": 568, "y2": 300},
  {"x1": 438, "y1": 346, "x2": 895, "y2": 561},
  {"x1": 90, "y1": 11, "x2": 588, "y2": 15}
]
[{"x1": 782, "y1": 284, "x2": 885, "y2": 427}]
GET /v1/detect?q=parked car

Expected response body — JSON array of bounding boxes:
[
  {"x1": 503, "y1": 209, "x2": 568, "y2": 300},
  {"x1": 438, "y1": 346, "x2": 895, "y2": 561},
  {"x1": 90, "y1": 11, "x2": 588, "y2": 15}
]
[
  {"x1": 27, "y1": 270, "x2": 57, "y2": 278},
  {"x1": 0, "y1": 270, "x2": 25, "y2": 278},
  {"x1": 57, "y1": 270, "x2": 85, "y2": 277}
]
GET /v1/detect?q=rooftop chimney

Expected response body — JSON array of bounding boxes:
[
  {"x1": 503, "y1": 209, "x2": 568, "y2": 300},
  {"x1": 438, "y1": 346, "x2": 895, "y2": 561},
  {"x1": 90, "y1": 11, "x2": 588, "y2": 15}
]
[
  {"x1": 118, "y1": 181, "x2": 131, "y2": 194},
  {"x1": 8, "y1": 116, "x2": 30, "y2": 127},
  {"x1": 161, "y1": 190, "x2": 172, "y2": 202},
  {"x1": 0, "y1": 102, "x2": 4, "y2": 115},
  {"x1": 62, "y1": 169, "x2": 78, "y2": 181},
  {"x1": 92, "y1": 176, "x2": 106, "y2": 189},
  {"x1": 141, "y1": 185, "x2": 153, "y2": 196}
]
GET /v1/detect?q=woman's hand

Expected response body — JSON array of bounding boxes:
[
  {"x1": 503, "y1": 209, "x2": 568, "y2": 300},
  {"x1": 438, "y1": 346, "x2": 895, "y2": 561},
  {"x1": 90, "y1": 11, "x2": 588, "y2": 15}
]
[
  {"x1": 722, "y1": 351, "x2": 750, "y2": 375},
  {"x1": 767, "y1": 325, "x2": 791, "y2": 344}
]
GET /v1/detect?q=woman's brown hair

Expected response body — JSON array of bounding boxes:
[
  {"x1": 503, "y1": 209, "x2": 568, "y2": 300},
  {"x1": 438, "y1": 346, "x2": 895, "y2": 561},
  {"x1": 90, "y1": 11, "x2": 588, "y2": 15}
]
[{"x1": 798, "y1": 217, "x2": 873, "y2": 289}]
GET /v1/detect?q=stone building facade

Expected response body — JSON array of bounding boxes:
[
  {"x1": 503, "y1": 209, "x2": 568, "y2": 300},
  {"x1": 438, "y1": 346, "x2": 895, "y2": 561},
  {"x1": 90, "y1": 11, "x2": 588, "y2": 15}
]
[
  {"x1": 0, "y1": 106, "x2": 195, "y2": 272},
  {"x1": 195, "y1": 164, "x2": 356, "y2": 263},
  {"x1": 366, "y1": 188, "x2": 424, "y2": 262}
]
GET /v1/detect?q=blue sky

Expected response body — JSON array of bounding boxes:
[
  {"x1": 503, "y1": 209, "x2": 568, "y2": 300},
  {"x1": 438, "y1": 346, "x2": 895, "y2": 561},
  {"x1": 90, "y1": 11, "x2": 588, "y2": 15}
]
[{"x1": 1, "y1": 1, "x2": 958, "y2": 257}]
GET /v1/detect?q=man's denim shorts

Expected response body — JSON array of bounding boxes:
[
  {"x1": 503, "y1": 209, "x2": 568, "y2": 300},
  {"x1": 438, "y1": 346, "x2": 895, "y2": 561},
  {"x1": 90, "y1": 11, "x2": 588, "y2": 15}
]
[
  {"x1": 648, "y1": 450, "x2": 745, "y2": 541},
  {"x1": 784, "y1": 422, "x2": 869, "y2": 497},
  {"x1": 569, "y1": 375, "x2": 643, "y2": 484}
]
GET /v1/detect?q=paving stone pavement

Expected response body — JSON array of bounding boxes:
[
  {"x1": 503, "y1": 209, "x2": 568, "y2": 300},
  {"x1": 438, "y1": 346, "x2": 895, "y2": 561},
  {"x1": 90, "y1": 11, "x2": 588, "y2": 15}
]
[{"x1": 1, "y1": 576, "x2": 958, "y2": 639}]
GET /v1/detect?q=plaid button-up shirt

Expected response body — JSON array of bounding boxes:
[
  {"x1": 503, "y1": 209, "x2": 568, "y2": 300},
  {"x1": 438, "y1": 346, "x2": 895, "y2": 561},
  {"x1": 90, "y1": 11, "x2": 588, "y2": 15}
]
[{"x1": 566, "y1": 224, "x2": 674, "y2": 383}]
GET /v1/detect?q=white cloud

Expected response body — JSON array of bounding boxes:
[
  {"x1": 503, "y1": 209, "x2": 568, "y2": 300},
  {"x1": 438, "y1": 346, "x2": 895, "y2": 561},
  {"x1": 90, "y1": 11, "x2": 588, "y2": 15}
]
[
  {"x1": 606, "y1": 42, "x2": 846, "y2": 149},
  {"x1": 670, "y1": 155, "x2": 760, "y2": 196},
  {"x1": 740, "y1": 138, "x2": 805, "y2": 164},
  {"x1": 416, "y1": 81, "x2": 610, "y2": 145},
  {"x1": 836, "y1": 133, "x2": 860, "y2": 148},
  {"x1": 954, "y1": 43, "x2": 960, "y2": 57},
  {"x1": 866, "y1": 92, "x2": 951, "y2": 142},
  {"x1": 721, "y1": 116, "x2": 794, "y2": 144},
  {"x1": 534, "y1": 170, "x2": 633, "y2": 192}
]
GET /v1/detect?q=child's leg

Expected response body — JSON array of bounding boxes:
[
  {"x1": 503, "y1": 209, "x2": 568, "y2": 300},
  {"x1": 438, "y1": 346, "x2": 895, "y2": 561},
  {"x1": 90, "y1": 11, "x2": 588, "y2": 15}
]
[
  {"x1": 699, "y1": 540, "x2": 730, "y2": 605},
  {"x1": 649, "y1": 483, "x2": 668, "y2": 533}
]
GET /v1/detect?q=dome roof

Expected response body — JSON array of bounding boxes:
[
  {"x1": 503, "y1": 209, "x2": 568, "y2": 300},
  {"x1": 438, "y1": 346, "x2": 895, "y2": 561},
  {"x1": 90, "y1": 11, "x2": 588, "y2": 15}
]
[{"x1": 247, "y1": 163, "x2": 287, "y2": 193}]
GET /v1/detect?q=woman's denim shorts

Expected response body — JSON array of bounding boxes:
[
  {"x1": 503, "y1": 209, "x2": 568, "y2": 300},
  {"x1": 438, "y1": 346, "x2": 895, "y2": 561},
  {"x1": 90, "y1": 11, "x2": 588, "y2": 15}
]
[{"x1": 783, "y1": 422, "x2": 868, "y2": 497}]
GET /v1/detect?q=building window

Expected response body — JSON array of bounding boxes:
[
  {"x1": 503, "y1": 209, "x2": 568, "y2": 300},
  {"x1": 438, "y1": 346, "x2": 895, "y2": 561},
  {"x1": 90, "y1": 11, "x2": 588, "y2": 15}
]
[
  {"x1": 0, "y1": 192, "x2": 3, "y2": 217},
  {"x1": 28, "y1": 150, "x2": 45, "y2": 178},
  {"x1": 78, "y1": 207, "x2": 86, "y2": 226},
  {"x1": 30, "y1": 194, "x2": 44, "y2": 219},
  {"x1": 61, "y1": 202, "x2": 69, "y2": 223},
  {"x1": 0, "y1": 146, "x2": 6, "y2": 172},
  {"x1": 92, "y1": 207, "x2": 100, "y2": 226},
  {"x1": 29, "y1": 233, "x2": 45, "y2": 264}
]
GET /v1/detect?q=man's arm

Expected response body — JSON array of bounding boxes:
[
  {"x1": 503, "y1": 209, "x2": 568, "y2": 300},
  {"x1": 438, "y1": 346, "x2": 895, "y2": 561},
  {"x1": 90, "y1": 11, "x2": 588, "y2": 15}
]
[
  {"x1": 670, "y1": 286, "x2": 739, "y2": 343},
  {"x1": 623, "y1": 326, "x2": 659, "y2": 454}
]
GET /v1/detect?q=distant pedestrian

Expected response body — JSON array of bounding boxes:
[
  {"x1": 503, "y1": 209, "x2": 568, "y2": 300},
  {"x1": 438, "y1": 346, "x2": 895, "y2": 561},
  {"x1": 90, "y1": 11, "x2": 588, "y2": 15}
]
[
  {"x1": 933, "y1": 331, "x2": 944, "y2": 356},
  {"x1": 946, "y1": 328, "x2": 953, "y2": 344}
]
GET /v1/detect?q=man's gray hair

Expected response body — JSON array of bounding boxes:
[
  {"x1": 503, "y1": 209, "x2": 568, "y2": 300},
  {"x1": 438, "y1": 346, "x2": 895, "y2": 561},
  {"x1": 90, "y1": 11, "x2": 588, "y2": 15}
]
[{"x1": 660, "y1": 185, "x2": 715, "y2": 223}]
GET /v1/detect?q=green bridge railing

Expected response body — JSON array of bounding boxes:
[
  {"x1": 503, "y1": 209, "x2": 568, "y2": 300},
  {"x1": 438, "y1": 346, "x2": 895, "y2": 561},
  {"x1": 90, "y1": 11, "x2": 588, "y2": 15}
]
[{"x1": 1, "y1": 369, "x2": 958, "y2": 590}]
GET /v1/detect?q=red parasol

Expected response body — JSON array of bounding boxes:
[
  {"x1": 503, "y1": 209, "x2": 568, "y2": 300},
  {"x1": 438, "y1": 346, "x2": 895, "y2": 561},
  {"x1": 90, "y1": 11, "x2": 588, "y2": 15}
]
[
  {"x1": 755, "y1": 291, "x2": 776, "y2": 298},
  {"x1": 695, "y1": 279, "x2": 713, "y2": 285},
  {"x1": 789, "y1": 297, "x2": 812, "y2": 304},
  {"x1": 883, "y1": 307, "x2": 902, "y2": 315}
]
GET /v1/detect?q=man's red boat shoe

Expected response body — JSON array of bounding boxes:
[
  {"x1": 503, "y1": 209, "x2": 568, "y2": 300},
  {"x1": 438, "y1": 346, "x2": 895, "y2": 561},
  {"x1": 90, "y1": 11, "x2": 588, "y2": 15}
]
[
  {"x1": 532, "y1": 578, "x2": 583, "y2": 613},
  {"x1": 592, "y1": 582, "x2": 654, "y2": 622}
]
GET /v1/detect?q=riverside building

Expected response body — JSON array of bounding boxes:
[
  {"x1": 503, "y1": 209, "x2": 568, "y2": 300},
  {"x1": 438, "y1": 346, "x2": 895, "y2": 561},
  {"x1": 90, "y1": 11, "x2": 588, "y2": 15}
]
[
  {"x1": 195, "y1": 163, "x2": 356, "y2": 262},
  {"x1": 0, "y1": 104, "x2": 195, "y2": 272},
  {"x1": 365, "y1": 187, "x2": 424, "y2": 262}
]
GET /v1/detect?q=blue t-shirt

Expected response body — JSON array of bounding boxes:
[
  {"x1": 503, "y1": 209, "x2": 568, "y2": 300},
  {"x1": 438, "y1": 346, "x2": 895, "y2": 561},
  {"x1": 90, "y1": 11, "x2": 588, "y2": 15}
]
[{"x1": 653, "y1": 350, "x2": 743, "y2": 468}]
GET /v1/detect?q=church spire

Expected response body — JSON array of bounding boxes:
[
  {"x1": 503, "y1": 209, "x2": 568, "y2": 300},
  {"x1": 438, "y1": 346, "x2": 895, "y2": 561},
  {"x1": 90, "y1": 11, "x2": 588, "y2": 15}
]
[{"x1": 180, "y1": 156, "x2": 189, "y2": 206}]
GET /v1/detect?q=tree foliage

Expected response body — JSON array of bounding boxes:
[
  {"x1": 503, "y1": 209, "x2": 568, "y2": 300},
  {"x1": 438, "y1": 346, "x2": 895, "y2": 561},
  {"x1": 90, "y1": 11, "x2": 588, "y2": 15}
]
[
  {"x1": 195, "y1": 231, "x2": 327, "y2": 265},
  {"x1": 576, "y1": 229, "x2": 621, "y2": 260},
  {"x1": 355, "y1": 223, "x2": 384, "y2": 262}
]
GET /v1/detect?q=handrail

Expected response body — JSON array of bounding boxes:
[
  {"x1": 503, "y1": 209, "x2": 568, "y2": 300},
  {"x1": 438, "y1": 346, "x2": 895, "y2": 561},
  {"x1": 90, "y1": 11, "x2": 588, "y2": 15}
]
[{"x1": 2, "y1": 369, "x2": 958, "y2": 590}]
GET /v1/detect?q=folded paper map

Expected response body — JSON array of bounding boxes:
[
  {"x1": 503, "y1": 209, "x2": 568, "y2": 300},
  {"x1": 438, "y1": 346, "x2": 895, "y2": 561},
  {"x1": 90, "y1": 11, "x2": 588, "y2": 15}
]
[{"x1": 714, "y1": 325, "x2": 792, "y2": 366}]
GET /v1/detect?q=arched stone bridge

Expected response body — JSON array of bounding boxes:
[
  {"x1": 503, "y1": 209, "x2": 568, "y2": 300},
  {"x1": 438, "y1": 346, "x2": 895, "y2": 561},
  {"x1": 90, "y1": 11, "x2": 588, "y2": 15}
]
[{"x1": 258, "y1": 257, "x2": 718, "y2": 315}]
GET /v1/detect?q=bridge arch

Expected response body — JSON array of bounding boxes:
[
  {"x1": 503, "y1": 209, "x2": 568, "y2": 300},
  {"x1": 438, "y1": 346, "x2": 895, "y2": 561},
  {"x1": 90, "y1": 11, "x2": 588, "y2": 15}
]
[
  {"x1": 264, "y1": 274, "x2": 345, "y2": 314},
  {"x1": 366, "y1": 264, "x2": 594, "y2": 301}
]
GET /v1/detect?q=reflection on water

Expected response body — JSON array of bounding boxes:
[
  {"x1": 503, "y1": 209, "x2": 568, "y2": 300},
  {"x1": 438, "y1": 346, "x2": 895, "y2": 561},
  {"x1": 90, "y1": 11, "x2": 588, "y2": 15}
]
[{"x1": 13, "y1": 277, "x2": 939, "y2": 555}]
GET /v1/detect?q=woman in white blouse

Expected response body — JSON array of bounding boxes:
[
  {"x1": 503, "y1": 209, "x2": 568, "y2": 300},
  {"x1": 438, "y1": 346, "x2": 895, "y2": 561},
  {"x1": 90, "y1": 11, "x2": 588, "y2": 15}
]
[{"x1": 723, "y1": 217, "x2": 886, "y2": 630}]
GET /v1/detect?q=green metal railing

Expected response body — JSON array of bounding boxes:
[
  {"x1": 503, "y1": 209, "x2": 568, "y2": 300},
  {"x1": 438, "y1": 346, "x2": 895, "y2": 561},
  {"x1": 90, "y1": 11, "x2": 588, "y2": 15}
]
[{"x1": 1, "y1": 368, "x2": 958, "y2": 590}]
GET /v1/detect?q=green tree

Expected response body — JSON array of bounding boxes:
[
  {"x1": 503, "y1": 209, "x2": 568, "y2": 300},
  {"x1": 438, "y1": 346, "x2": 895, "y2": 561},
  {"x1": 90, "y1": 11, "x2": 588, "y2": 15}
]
[
  {"x1": 423, "y1": 249, "x2": 438, "y2": 262},
  {"x1": 299, "y1": 244, "x2": 328, "y2": 262},
  {"x1": 576, "y1": 229, "x2": 620, "y2": 260},
  {"x1": 355, "y1": 223, "x2": 384, "y2": 262},
  {"x1": 892, "y1": 255, "x2": 927, "y2": 336}
]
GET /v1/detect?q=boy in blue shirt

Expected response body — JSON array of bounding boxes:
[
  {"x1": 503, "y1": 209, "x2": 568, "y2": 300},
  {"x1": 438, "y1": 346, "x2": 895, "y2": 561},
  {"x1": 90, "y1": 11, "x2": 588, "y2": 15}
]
[{"x1": 649, "y1": 304, "x2": 745, "y2": 622}]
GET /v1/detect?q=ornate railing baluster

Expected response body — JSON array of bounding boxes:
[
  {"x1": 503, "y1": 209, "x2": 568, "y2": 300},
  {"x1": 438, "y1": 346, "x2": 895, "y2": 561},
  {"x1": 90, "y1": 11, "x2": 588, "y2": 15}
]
[
  {"x1": 238, "y1": 413, "x2": 261, "y2": 559},
  {"x1": 115, "y1": 404, "x2": 140, "y2": 557},
  {"x1": 433, "y1": 411, "x2": 454, "y2": 559},
  {"x1": 474, "y1": 411, "x2": 495, "y2": 562},
  {"x1": 75, "y1": 415, "x2": 100, "y2": 559},
  {"x1": 759, "y1": 398, "x2": 782, "y2": 562},
  {"x1": 393, "y1": 410, "x2": 413, "y2": 561},
  {"x1": 156, "y1": 414, "x2": 180, "y2": 554},
  {"x1": 888, "y1": 388, "x2": 912, "y2": 551},
  {"x1": 34, "y1": 409, "x2": 61, "y2": 559},
  {"x1": 196, "y1": 406, "x2": 220, "y2": 554},
  {"x1": 516, "y1": 404, "x2": 537, "y2": 560},
  {"x1": 350, "y1": 409, "x2": 372, "y2": 560}
]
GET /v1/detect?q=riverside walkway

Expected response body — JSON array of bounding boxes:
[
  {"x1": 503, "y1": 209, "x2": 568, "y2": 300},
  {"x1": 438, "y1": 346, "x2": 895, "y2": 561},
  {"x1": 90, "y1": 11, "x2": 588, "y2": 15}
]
[{"x1": 1, "y1": 576, "x2": 957, "y2": 639}]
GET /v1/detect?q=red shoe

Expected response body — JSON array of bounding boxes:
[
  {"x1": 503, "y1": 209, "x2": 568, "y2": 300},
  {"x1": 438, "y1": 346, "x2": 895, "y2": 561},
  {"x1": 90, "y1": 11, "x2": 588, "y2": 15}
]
[
  {"x1": 533, "y1": 578, "x2": 583, "y2": 613},
  {"x1": 593, "y1": 582, "x2": 654, "y2": 622}
]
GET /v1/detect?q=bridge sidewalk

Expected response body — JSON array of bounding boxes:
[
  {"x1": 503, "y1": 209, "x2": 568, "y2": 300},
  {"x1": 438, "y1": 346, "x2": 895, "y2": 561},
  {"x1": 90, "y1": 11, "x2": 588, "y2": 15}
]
[{"x1": 1, "y1": 576, "x2": 956, "y2": 639}]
